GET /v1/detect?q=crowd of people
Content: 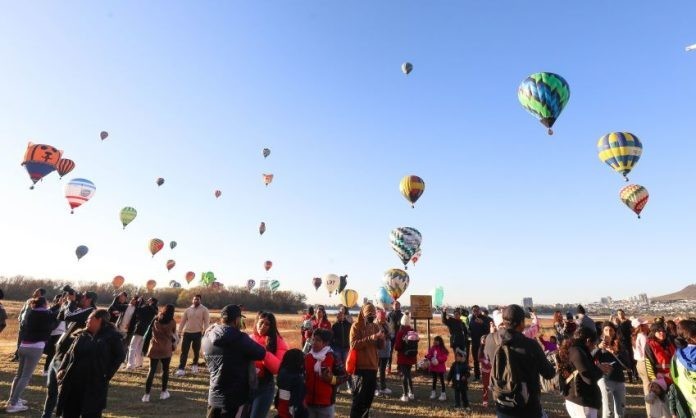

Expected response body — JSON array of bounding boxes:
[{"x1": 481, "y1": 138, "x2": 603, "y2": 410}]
[{"x1": 2, "y1": 286, "x2": 696, "y2": 418}]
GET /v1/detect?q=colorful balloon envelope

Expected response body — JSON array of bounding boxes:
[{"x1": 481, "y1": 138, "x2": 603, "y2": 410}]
[
  {"x1": 201, "y1": 271, "x2": 215, "y2": 286},
  {"x1": 156, "y1": 177, "x2": 165, "y2": 187},
  {"x1": 410, "y1": 249, "x2": 422, "y2": 265},
  {"x1": 383, "y1": 268, "x2": 410, "y2": 301},
  {"x1": 149, "y1": 238, "x2": 164, "y2": 257},
  {"x1": 185, "y1": 271, "x2": 196, "y2": 284},
  {"x1": 401, "y1": 62, "x2": 413, "y2": 75},
  {"x1": 112, "y1": 275, "x2": 125, "y2": 288},
  {"x1": 324, "y1": 274, "x2": 339, "y2": 295},
  {"x1": 211, "y1": 281, "x2": 222, "y2": 290},
  {"x1": 22, "y1": 142, "x2": 63, "y2": 188},
  {"x1": 264, "y1": 260, "x2": 273, "y2": 272},
  {"x1": 431, "y1": 286, "x2": 444, "y2": 308},
  {"x1": 259, "y1": 222, "x2": 266, "y2": 236},
  {"x1": 270, "y1": 280, "x2": 280, "y2": 292},
  {"x1": 170, "y1": 241, "x2": 177, "y2": 250},
  {"x1": 169, "y1": 280, "x2": 181, "y2": 288},
  {"x1": 399, "y1": 175, "x2": 425, "y2": 208},
  {"x1": 56, "y1": 158, "x2": 75, "y2": 179},
  {"x1": 146, "y1": 279, "x2": 157, "y2": 291},
  {"x1": 75, "y1": 245, "x2": 89, "y2": 261},
  {"x1": 263, "y1": 148, "x2": 271, "y2": 158},
  {"x1": 339, "y1": 289, "x2": 359, "y2": 308},
  {"x1": 120, "y1": 207, "x2": 137, "y2": 229},
  {"x1": 389, "y1": 227, "x2": 422, "y2": 269},
  {"x1": 375, "y1": 287, "x2": 394, "y2": 310},
  {"x1": 262, "y1": 173, "x2": 274, "y2": 186},
  {"x1": 100, "y1": 131, "x2": 109, "y2": 141},
  {"x1": 247, "y1": 279, "x2": 256, "y2": 291},
  {"x1": 597, "y1": 132, "x2": 642, "y2": 181},
  {"x1": 620, "y1": 184, "x2": 649, "y2": 219},
  {"x1": 312, "y1": 277, "x2": 322, "y2": 291},
  {"x1": 65, "y1": 178, "x2": 96, "y2": 214},
  {"x1": 517, "y1": 72, "x2": 570, "y2": 135},
  {"x1": 214, "y1": 190, "x2": 222, "y2": 198},
  {"x1": 166, "y1": 259, "x2": 176, "y2": 272},
  {"x1": 338, "y1": 275, "x2": 348, "y2": 294}
]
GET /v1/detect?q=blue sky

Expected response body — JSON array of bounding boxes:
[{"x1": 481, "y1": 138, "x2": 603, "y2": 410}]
[{"x1": 1, "y1": 2, "x2": 695, "y2": 306}]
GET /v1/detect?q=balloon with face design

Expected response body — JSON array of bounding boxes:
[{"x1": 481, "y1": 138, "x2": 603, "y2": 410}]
[{"x1": 22, "y1": 142, "x2": 63, "y2": 188}]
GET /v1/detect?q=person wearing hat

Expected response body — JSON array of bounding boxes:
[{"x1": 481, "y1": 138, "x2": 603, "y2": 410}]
[
  {"x1": 575, "y1": 305, "x2": 595, "y2": 334},
  {"x1": 632, "y1": 317, "x2": 652, "y2": 415},
  {"x1": 203, "y1": 305, "x2": 265, "y2": 418}
]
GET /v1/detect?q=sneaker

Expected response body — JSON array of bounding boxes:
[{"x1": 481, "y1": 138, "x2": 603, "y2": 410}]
[
  {"x1": 439, "y1": 392, "x2": 447, "y2": 401},
  {"x1": 408, "y1": 392, "x2": 415, "y2": 400},
  {"x1": 429, "y1": 390, "x2": 437, "y2": 400},
  {"x1": 400, "y1": 394, "x2": 409, "y2": 402},
  {"x1": 382, "y1": 387, "x2": 392, "y2": 395},
  {"x1": 6, "y1": 403, "x2": 28, "y2": 413},
  {"x1": 191, "y1": 365, "x2": 198, "y2": 374},
  {"x1": 141, "y1": 394, "x2": 150, "y2": 402},
  {"x1": 174, "y1": 369, "x2": 185, "y2": 377},
  {"x1": 464, "y1": 406, "x2": 473, "y2": 414},
  {"x1": 160, "y1": 390, "x2": 170, "y2": 400},
  {"x1": 374, "y1": 390, "x2": 381, "y2": 397},
  {"x1": 17, "y1": 399, "x2": 27, "y2": 406}
]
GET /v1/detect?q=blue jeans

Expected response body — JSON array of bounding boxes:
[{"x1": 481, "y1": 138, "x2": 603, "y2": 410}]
[
  {"x1": 249, "y1": 378, "x2": 275, "y2": 418},
  {"x1": 332, "y1": 347, "x2": 353, "y2": 390},
  {"x1": 42, "y1": 361, "x2": 59, "y2": 418}
]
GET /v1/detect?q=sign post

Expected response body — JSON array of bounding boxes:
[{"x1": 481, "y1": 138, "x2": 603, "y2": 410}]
[{"x1": 410, "y1": 295, "x2": 433, "y2": 349}]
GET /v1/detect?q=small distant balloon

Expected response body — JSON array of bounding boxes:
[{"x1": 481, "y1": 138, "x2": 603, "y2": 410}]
[
  {"x1": 166, "y1": 259, "x2": 176, "y2": 272},
  {"x1": 65, "y1": 178, "x2": 96, "y2": 214},
  {"x1": 75, "y1": 245, "x2": 89, "y2": 261},
  {"x1": 211, "y1": 281, "x2": 222, "y2": 290},
  {"x1": 264, "y1": 260, "x2": 273, "y2": 272},
  {"x1": 185, "y1": 271, "x2": 196, "y2": 284},
  {"x1": 170, "y1": 241, "x2": 177, "y2": 250},
  {"x1": 156, "y1": 177, "x2": 165, "y2": 187},
  {"x1": 400, "y1": 175, "x2": 425, "y2": 208},
  {"x1": 56, "y1": 159, "x2": 75, "y2": 179},
  {"x1": 112, "y1": 275, "x2": 125, "y2": 288},
  {"x1": 149, "y1": 238, "x2": 164, "y2": 257},
  {"x1": 517, "y1": 72, "x2": 570, "y2": 135},
  {"x1": 620, "y1": 184, "x2": 649, "y2": 219},
  {"x1": 686, "y1": 44, "x2": 696, "y2": 52},
  {"x1": 340, "y1": 289, "x2": 359, "y2": 308},
  {"x1": 270, "y1": 280, "x2": 280, "y2": 292},
  {"x1": 214, "y1": 190, "x2": 221, "y2": 198},
  {"x1": 263, "y1": 148, "x2": 271, "y2": 158},
  {"x1": 338, "y1": 275, "x2": 348, "y2": 294},
  {"x1": 259, "y1": 222, "x2": 266, "y2": 236},
  {"x1": 247, "y1": 279, "x2": 256, "y2": 291},
  {"x1": 169, "y1": 280, "x2": 181, "y2": 288},
  {"x1": 100, "y1": 131, "x2": 109, "y2": 141},
  {"x1": 431, "y1": 286, "x2": 444, "y2": 308},
  {"x1": 312, "y1": 277, "x2": 322, "y2": 291},
  {"x1": 401, "y1": 62, "x2": 413, "y2": 75},
  {"x1": 120, "y1": 207, "x2": 137, "y2": 229},
  {"x1": 263, "y1": 174, "x2": 274, "y2": 186},
  {"x1": 146, "y1": 279, "x2": 157, "y2": 291},
  {"x1": 324, "y1": 274, "x2": 339, "y2": 295},
  {"x1": 201, "y1": 271, "x2": 215, "y2": 286},
  {"x1": 411, "y1": 249, "x2": 422, "y2": 265}
]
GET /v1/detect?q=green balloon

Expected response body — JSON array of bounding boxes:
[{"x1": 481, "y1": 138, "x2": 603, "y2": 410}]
[
  {"x1": 201, "y1": 271, "x2": 215, "y2": 286},
  {"x1": 120, "y1": 207, "x2": 137, "y2": 229},
  {"x1": 270, "y1": 280, "x2": 280, "y2": 291}
]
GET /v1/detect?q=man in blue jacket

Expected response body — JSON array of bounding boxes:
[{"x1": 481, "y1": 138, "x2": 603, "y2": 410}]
[{"x1": 203, "y1": 304, "x2": 266, "y2": 418}]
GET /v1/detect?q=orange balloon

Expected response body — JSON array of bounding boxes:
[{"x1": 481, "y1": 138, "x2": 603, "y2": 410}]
[
  {"x1": 112, "y1": 275, "x2": 125, "y2": 288},
  {"x1": 185, "y1": 271, "x2": 195, "y2": 284},
  {"x1": 166, "y1": 259, "x2": 176, "y2": 272},
  {"x1": 264, "y1": 260, "x2": 273, "y2": 272}
]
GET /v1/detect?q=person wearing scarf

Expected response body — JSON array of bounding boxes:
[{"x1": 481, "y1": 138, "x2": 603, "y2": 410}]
[
  {"x1": 305, "y1": 328, "x2": 340, "y2": 417},
  {"x1": 349, "y1": 303, "x2": 385, "y2": 418}
]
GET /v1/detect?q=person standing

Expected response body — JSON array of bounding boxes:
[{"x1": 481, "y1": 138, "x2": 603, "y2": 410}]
[
  {"x1": 594, "y1": 321, "x2": 630, "y2": 418},
  {"x1": 305, "y1": 329, "x2": 340, "y2": 418},
  {"x1": 127, "y1": 297, "x2": 158, "y2": 370},
  {"x1": 469, "y1": 305, "x2": 491, "y2": 381},
  {"x1": 575, "y1": 305, "x2": 595, "y2": 334},
  {"x1": 349, "y1": 303, "x2": 385, "y2": 418},
  {"x1": 426, "y1": 335, "x2": 449, "y2": 401},
  {"x1": 175, "y1": 295, "x2": 209, "y2": 376},
  {"x1": 107, "y1": 292, "x2": 128, "y2": 324},
  {"x1": 632, "y1": 317, "x2": 652, "y2": 416},
  {"x1": 645, "y1": 322, "x2": 676, "y2": 418},
  {"x1": 250, "y1": 311, "x2": 288, "y2": 418},
  {"x1": 442, "y1": 308, "x2": 469, "y2": 358},
  {"x1": 386, "y1": 301, "x2": 403, "y2": 373},
  {"x1": 276, "y1": 349, "x2": 308, "y2": 418},
  {"x1": 331, "y1": 311, "x2": 353, "y2": 393},
  {"x1": 301, "y1": 306, "x2": 315, "y2": 348},
  {"x1": 141, "y1": 304, "x2": 177, "y2": 402},
  {"x1": 14, "y1": 288, "x2": 46, "y2": 361},
  {"x1": 375, "y1": 309, "x2": 392, "y2": 396},
  {"x1": 203, "y1": 305, "x2": 265, "y2": 418},
  {"x1": 0, "y1": 289, "x2": 8, "y2": 335},
  {"x1": 115, "y1": 296, "x2": 138, "y2": 357},
  {"x1": 615, "y1": 310, "x2": 635, "y2": 382},
  {"x1": 394, "y1": 313, "x2": 417, "y2": 402},
  {"x1": 55, "y1": 309, "x2": 125, "y2": 418},
  {"x1": 447, "y1": 348, "x2": 471, "y2": 412}
]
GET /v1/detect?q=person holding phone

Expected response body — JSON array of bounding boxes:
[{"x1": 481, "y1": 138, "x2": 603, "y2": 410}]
[{"x1": 593, "y1": 321, "x2": 630, "y2": 418}]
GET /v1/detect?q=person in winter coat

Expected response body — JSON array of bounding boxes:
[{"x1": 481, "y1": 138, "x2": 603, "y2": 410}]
[
  {"x1": 250, "y1": 311, "x2": 289, "y2": 418},
  {"x1": 575, "y1": 305, "x2": 596, "y2": 335},
  {"x1": 447, "y1": 348, "x2": 471, "y2": 412},
  {"x1": 115, "y1": 296, "x2": 138, "y2": 355},
  {"x1": 203, "y1": 305, "x2": 266, "y2": 418},
  {"x1": 386, "y1": 301, "x2": 403, "y2": 373},
  {"x1": 593, "y1": 321, "x2": 631, "y2": 418},
  {"x1": 349, "y1": 303, "x2": 385, "y2": 418},
  {"x1": 141, "y1": 304, "x2": 177, "y2": 402},
  {"x1": 331, "y1": 311, "x2": 353, "y2": 393},
  {"x1": 0, "y1": 289, "x2": 7, "y2": 335},
  {"x1": 301, "y1": 306, "x2": 314, "y2": 347},
  {"x1": 107, "y1": 292, "x2": 128, "y2": 324},
  {"x1": 633, "y1": 317, "x2": 652, "y2": 416},
  {"x1": 304, "y1": 306, "x2": 332, "y2": 353},
  {"x1": 55, "y1": 309, "x2": 125, "y2": 418},
  {"x1": 442, "y1": 307, "x2": 468, "y2": 357},
  {"x1": 668, "y1": 319, "x2": 696, "y2": 418},
  {"x1": 468, "y1": 305, "x2": 491, "y2": 381},
  {"x1": 275, "y1": 349, "x2": 308, "y2": 418},
  {"x1": 305, "y1": 328, "x2": 342, "y2": 418},
  {"x1": 394, "y1": 312, "x2": 417, "y2": 402},
  {"x1": 558, "y1": 326, "x2": 610, "y2": 418},
  {"x1": 6, "y1": 297, "x2": 56, "y2": 413},
  {"x1": 478, "y1": 334, "x2": 492, "y2": 407},
  {"x1": 126, "y1": 297, "x2": 158, "y2": 370},
  {"x1": 645, "y1": 322, "x2": 676, "y2": 418},
  {"x1": 426, "y1": 335, "x2": 449, "y2": 401},
  {"x1": 375, "y1": 309, "x2": 392, "y2": 396}
]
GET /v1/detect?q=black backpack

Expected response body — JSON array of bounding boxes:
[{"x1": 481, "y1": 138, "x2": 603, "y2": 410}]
[{"x1": 490, "y1": 338, "x2": 530, "y2": 412}]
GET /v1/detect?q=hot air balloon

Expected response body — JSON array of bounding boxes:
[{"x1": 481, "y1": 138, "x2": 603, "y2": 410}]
[
  {"x1": 156, "y1": 177, "x2": 165, "y2": 187},
  {"x1": 312, "y1": 277, "x2": 322, "y2": 291},
  {"x1": 112, "y1": 275, "x2": 125, "y2": 288},
  {"x1": 166, "y1": 259, "x2": 176, "y2": 272},
  {"x1": 620, "y1": 184, "x2": 649, "y2": 219},
  {"x1": 146, "y1": 279, "x2": 157, "y2": 291},
  {"x1": 270, "y1": 280, "x2": 280, "y2": 292},
  {"x1": 375, "y1": 287, "x2": 394, "y2": 310},
  {"x1": 185, "y1": 271, "x2": 195, "y2": 284},
  {"x1": 324, "y1": 274, "x2": 339, "y2": 296},
  {"x1": 56, "y1": 159, "x2": 75, "y2": 179},
  {"x1": 211, "y1": 281, "x2": 223, "y2": 290},
  {"x1": 170, "y1": 241, "x2": 177, "y2": 250},
  {"x1": 21, "y1": 142, "x2": 63, "y2": 188},
  {"x1": 517, "y1": 72, "x2": 570, "y2": 135},
  {"x1": 338, "y1": 275, "x2": 348, "y2": 294},
  {"x1": 399, "y1": 175, "x2": 425, "y2": 208},
  {"x1": 65, "y1": 178, "x2": 96, "y2": 214},
  {"x1": 597, "y1": 132, "x2": 643, "y2": 181},
  {"x1": 383, "y1": 269, "x2": 410, "y2": 301},
  {"x1": 169, "y1": 280, "x2": 181, "y2": 288},
  {"x1": 339, "y1": 289, "x2": 359, "y2": 308},
  {"x1": 264, "y1": 260, "x2": 273, "y2": 272},
  {"x1": 247, "y1": 279, "x2": 256, "y2": 291},
  {"x1": 100, "y1": 131, "x2": 109, "y2": 141},
  {"x1": 686, "y1": 44, "x2": 696, "y2": 52},
  {"x1": 201, "y1": 271, "x2": 215, "y2": 286},
  {"x1": 75, "y1": 245, "x2": 89, "y2": 261},
  {"x1": 410, "y1": 249, "x2": 422, "y2": 265},
  {"x1": 262, "y1": 174, "x2": 274, "y2": 186},
  {"x1": 401, "y1": 62, "x2": 413, "y2": 75},
  {"x1": 263, "y1": 148, "x2": 271, "y2": 158},
  {"x1": 120, "y1": 207, "x2": 137, "y2": 229},
  {"x1": 431, "y1": 286, "x2": 444, "y2": 308},
  {"x1": 214, "y1": 190, "x2": 222, "y2": 198},
  {"x1": 389, "y1": 227, "x2": 422, "y2": 269},
  {"x1": 259, "y1": 222, "x2": 266, "y2": 236},
  {"x1": 149, "y1": 238, "x2": 164, "y2": 257}
]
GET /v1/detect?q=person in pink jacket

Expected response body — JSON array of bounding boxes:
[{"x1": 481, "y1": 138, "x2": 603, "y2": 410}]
[
  {"x1": 426, "y1": 335, "x2": 449, "y2": 401},
  {"x1": 250, "y1": 311, "x2": 288, "y2": 418}
]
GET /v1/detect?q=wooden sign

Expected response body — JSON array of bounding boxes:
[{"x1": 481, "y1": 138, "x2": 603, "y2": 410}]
[{"x1": 410, "y1": 295, "x2": 433, "y2": 320}]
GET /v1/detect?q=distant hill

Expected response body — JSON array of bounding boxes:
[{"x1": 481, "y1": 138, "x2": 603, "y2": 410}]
[{"x1": 653, "y1": 284, "x2": 696, "y2": 302}]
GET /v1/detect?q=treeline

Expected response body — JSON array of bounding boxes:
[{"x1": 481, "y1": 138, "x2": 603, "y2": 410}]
[{"x1": 0, "y1": 276, "x2": 307, "y2": 313}]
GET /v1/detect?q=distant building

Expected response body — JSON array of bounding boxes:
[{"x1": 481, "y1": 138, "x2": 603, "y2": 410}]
[
  {"x1": 522, "y1": 297, "x2": 533, "y2": 310},
  {"x1": 259, "y1": 280, "x2": 270, "y2": 291}
]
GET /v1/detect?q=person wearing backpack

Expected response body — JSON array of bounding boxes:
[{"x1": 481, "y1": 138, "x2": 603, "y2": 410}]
[
  {"x1": 394, "y1": 312, "x2": 417, "y2": 402},
  {"x1": 486, "y1": 305, "x2": 555, "y2": 418}
]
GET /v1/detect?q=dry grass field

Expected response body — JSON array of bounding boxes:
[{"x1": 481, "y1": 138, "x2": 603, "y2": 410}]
[{"x1": 0, "y1": 302, "x2": 649, "y2": 417}]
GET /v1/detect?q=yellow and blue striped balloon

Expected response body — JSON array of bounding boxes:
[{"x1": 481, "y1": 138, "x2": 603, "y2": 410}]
[{"x1": 597, "y1": 132, "x2": 642, "y2": 181}]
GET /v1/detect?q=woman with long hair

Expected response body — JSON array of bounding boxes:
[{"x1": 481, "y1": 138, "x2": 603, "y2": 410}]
[
  {"x1": 644, "y1": 322, "x2": 675, "y2": 418},
  {"x1": 593, "y1": 321, "x2": 630, "y2": 418},
  {"x1": 141, "y1": 304, "x2": 177, "y2": 402},
  {"x1": 394, "y1": 312, "x2": 417, "y2": 402},
  {"x1": 558, "y1": 327, "x2": 610, "y2": 418},
  {"x1": 632, "y1": 318, "x2": 652, "y2": 415},
  {"x1": 250, "y1": 311, "x2": 288, "y2": 418}
]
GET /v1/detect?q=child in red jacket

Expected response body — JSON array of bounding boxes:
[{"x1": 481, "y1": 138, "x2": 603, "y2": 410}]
[
  {"x1": 305, "y1": 328, "x2": 342, "y2": 417},
  {"x1": 426, "y1": 336, "x2": 449, "y2": 401}
]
